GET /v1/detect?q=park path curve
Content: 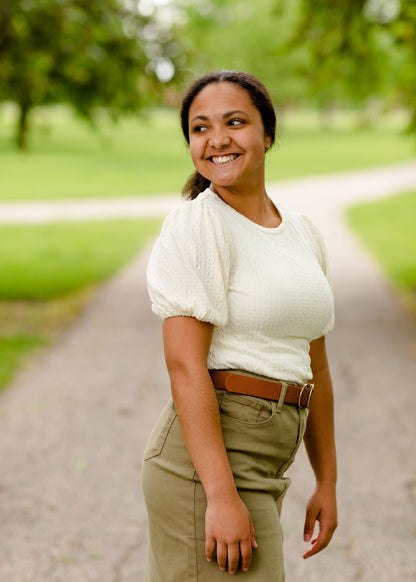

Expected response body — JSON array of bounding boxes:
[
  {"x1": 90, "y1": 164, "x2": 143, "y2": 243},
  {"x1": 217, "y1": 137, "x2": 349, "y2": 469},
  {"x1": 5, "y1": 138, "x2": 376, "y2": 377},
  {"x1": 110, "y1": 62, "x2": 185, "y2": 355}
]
[{"x1": 0, "y1": 161, "x2": 415, "y2": 581}]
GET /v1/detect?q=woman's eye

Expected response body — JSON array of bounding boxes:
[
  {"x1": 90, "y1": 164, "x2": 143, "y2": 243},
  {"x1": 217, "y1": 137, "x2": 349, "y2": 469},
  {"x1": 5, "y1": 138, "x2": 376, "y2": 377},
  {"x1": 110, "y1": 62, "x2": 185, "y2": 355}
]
[
  {"x1": 229, "y1": 118, "x2": 244, "y2": 126},
  {"x1": 192, "y1": 125, "x2": 207, "y2": 133}
]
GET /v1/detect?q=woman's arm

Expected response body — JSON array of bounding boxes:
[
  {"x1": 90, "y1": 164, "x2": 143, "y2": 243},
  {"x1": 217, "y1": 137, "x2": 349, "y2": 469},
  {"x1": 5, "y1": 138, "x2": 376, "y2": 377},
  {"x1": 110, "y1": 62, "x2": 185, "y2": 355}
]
[
  {"x1": 302, "y1": 335, "x2": 338, "y2": 559},
  {"x1": 163, "y1": 316, "x2": 257, "y2": 575}
]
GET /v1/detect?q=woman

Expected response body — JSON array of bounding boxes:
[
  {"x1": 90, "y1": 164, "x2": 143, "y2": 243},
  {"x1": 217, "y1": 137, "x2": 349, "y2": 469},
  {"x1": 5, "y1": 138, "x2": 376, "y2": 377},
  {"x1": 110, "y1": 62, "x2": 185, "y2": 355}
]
[{"x1": 142, "y1": 70, "x2": 337, "y2": 580}]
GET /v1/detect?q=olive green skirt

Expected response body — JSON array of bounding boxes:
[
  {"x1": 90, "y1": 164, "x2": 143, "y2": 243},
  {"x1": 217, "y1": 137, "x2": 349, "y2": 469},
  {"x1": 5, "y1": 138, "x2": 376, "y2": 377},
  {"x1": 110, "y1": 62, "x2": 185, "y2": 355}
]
[{"x1": 141, "y1": 383, "x2": 308, "y2": 581}]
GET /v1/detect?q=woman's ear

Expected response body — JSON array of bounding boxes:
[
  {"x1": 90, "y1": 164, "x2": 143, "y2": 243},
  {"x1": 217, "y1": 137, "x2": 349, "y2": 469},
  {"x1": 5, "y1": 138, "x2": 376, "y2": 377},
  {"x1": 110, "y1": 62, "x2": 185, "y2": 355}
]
[{"x1": 264, "y1": 135, "x2": 272, "y2": 151}]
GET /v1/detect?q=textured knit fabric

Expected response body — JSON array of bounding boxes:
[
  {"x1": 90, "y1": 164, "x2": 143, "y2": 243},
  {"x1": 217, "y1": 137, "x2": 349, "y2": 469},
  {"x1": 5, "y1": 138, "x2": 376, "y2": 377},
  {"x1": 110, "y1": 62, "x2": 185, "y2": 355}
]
[{"x1": 147, "y1": 189, "x2": 334, "y2": 385}]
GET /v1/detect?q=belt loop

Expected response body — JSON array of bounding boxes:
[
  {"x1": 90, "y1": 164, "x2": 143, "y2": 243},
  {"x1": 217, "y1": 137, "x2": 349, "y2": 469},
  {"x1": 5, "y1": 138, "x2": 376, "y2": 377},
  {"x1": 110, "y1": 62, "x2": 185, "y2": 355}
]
[
  {"x1": 215, "y1": 387, "x2": 224, "y2": 407},
  {"x1": 276, "y1": 381, "x2": 288, "y2": 413}
]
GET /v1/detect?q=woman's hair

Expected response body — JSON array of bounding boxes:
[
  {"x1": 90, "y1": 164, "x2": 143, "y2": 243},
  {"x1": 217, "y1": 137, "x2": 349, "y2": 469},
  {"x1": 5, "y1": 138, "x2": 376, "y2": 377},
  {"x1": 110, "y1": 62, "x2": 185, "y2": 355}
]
[{"x1": 180, "y1": 70, "x2": 277, "y2": 200}]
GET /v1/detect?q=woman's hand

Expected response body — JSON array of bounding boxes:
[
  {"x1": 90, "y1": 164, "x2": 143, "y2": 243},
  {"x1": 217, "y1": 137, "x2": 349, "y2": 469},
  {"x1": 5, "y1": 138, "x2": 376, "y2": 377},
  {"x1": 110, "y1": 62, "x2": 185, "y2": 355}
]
[
  {"x1": 205, "y1": 494, "x2": 257, "y2": 574},
  {"x1": 303, "y1": 481, "x2": 338, "y2": 559}
]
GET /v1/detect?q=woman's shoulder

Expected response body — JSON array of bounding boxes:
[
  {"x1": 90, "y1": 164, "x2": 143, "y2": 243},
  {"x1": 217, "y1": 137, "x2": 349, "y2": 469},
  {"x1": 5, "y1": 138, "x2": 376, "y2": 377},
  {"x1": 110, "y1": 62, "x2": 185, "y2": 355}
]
[
  {"x1": 283, "y1": 208, "x2": 330, "y2": 272},
  {"x1": 161, "y1": 189, "x2": 228, "y2": 240},
  {"x1": 282, "y1": 207, "x2": 324, "y2": 244}
]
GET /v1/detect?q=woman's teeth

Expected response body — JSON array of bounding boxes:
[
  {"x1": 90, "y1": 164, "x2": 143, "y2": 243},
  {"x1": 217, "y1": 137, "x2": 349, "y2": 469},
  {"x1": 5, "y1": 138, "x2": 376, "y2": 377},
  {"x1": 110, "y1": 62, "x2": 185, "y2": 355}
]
[{"x1": 211, "y1": 154, "x2": 238, "y2": 165}]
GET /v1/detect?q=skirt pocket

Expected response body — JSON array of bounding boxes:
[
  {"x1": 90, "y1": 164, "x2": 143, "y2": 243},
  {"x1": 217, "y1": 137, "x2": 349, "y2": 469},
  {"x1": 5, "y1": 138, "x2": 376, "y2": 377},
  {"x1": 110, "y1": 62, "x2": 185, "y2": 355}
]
[
  {"x1": 218, "y1": 391, "x2": 274, "y2": 425},
  {"x1": 143, "y1": 400, "x2": 177, "y2": 461}
]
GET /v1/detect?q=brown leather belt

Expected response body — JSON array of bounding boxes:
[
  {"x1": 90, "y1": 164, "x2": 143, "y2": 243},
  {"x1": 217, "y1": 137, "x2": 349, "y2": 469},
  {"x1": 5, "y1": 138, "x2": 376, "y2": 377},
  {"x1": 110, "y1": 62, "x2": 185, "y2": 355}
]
[{"x1": 209, "y1": 370, "x2": 314, "y2": 408}]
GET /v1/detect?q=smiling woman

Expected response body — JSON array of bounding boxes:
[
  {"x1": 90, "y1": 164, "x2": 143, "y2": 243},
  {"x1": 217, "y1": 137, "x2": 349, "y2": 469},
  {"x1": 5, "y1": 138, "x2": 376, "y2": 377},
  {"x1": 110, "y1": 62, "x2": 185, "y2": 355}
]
[
  {"x1": 141, "y1": 71, "x2": 338, "y2": 581},
  {"x1": 181, "y1": 71, "x2": 276, "y2": 204},
  {"x1": 187, "y1": 83, "x2": 273, "y2": 218}
]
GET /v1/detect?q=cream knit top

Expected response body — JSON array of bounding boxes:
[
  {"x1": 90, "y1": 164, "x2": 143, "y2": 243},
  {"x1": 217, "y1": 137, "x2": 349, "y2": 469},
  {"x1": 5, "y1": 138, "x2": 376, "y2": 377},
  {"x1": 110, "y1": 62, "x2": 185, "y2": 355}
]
[{"x1": 147, "y1": 189, "x2": 334, "y2": 385}]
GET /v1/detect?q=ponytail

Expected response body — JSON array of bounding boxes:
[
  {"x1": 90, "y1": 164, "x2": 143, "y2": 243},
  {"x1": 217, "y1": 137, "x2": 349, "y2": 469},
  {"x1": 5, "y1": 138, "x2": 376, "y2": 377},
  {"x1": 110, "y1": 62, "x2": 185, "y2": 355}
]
[{"x1": 182, "y1": 171, "x2": 210, "y2": 200}]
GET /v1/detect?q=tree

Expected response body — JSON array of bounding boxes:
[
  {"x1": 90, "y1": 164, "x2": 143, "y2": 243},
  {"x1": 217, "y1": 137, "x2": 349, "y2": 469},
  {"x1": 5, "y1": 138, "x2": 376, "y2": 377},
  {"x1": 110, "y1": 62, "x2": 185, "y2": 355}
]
[
  {"x1": 0, "y1": 0, "x2": 176, "y2": 149},
  {"x1": 174, "y1": 0, "x2": 310, "y2": 107},
  {"x1": 290, "y1": 0, "x2": 416, "y2": 130}
]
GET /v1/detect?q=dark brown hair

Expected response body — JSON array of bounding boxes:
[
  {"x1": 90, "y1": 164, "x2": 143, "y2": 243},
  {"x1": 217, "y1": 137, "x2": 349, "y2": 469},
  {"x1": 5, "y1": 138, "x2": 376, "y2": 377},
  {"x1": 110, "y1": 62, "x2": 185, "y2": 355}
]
[{"x1": 180, "y1": 70, "x2": 277, "y2": 200}]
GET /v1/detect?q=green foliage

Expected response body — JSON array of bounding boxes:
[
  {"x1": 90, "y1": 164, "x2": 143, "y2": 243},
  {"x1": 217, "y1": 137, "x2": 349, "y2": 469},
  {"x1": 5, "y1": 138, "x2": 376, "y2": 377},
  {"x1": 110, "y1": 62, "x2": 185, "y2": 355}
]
[
  {"x1": 347, "y1": 191, "x2": 416, "y2": 311},
  {"x1": 177, "y1": 0, "x2": 309, "y2": 103},
  {"x1": 388, "y1": 0, "x2": 416, "y2": 131},
  {"x1": 0, "y1": 218, "x2": 162, "y2": 299},
  {"x1": 291, "y1": 0, "x2": 416, "y2": 128},
  {"x1": 2, "y1": 0, "x2": 416, "y2": 148},
  {"x1": 0, "y1": 0, "x2": 179, "y2": 149},
  {"x1": 171, "y1": 0, "x2": 416, "y2": 133}
]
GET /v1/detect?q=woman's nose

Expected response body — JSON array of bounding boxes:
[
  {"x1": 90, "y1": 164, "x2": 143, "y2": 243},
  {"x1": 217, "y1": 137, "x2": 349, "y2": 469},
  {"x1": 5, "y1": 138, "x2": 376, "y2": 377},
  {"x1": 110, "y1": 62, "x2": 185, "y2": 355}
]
[{"x1": 208, "y1": 127, "x2": 231, "y2": 149}]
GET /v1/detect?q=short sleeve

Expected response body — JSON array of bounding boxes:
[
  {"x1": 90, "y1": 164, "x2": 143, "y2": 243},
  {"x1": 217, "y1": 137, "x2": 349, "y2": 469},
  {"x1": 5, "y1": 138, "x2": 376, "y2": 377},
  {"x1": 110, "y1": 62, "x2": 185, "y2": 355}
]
[
  {"x1": 146, "y1": 199, "x2": 231, "y2": 327},
  {"x1": 300, "y1": 215, "x2": 335, "y2": 335},
  {"x1": 300, "y1": 215, "x2": 332, "y2": 282}
]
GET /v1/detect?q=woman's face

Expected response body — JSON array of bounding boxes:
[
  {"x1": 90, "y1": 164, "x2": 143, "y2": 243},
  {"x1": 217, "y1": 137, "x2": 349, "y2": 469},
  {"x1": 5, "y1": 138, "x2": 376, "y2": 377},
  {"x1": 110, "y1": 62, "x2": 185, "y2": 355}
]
[{"x1": 188, "y1": 82, "x2": 271, "y2": 192}]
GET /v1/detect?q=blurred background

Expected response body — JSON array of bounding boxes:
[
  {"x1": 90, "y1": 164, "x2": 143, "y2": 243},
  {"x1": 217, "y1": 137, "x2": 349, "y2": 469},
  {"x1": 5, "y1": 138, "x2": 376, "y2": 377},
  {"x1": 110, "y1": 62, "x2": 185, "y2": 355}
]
[{"x1": 0, "y1": 3, "x2": 416, "y2": 581}]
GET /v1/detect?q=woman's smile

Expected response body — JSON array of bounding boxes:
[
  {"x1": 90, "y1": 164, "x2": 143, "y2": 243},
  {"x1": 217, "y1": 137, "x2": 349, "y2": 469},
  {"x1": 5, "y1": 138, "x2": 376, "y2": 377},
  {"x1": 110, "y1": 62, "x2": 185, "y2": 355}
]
[{"x1": 209, "y1": 153, "x2": 241, "y2": 165}]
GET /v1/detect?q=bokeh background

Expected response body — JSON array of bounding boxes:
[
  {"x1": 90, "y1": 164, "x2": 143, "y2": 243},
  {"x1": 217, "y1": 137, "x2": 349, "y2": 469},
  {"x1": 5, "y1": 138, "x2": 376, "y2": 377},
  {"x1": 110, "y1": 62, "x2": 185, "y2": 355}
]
[{"x1": 0, "y1": 3, "x2": 415, "y2": 580}]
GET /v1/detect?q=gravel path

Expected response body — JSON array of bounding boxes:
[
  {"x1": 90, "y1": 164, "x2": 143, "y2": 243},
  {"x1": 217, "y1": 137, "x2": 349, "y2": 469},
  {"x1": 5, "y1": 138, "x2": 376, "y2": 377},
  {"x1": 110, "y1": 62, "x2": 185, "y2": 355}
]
[{"x1": 0, "y1": 161, "x2": 415, "y2": 581}]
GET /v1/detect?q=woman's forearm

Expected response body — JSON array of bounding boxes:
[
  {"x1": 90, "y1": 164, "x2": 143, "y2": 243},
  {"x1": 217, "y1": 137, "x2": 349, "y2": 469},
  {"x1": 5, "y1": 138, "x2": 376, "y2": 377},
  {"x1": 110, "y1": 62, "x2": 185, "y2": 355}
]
[
  {"x1": 169, "y1": 366, "x2": 239, "y2": 502},
  {"x1": 163, "y1": 317, "x2": 238, "y2": 502},
  {"x1": 304, "y1": 337, "x2": 337, "y2": 484}
]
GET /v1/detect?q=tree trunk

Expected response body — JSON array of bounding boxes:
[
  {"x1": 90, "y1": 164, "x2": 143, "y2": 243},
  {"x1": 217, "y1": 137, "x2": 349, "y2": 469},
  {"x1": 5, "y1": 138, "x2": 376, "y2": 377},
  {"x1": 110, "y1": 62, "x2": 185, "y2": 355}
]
[
  {"x1": 17, "y1": 102, "x2": 31, "y2": 150},
  {"x1": 0, "y1": 0, "x2": 13, "y2": 53}
]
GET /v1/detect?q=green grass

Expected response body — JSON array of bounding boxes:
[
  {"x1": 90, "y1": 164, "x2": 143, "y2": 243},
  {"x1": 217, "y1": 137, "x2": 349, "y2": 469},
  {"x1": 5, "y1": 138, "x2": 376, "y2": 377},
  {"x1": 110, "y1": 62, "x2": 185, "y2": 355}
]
[
  {"x1": 0, "y1": 217, "x2": 162, "y2": 392},
  {"x1": 0, "y1": 335, "x2": 47, "y2": 389},
  {"x1": 267, "y1": 128, "x2": 415, "y2": 181},
  {"x1": 0, "y1": 106, "x2": 415, "y2": 200},
  {"x1": 347, "y1": 191, "x2": 416, "y2": 314},
  {"x1": 0, "y1": 219, "x2": 161, "y2": 299},
  {"x1": 0, "y1": 107, "x2": 194, "y2": 199}
]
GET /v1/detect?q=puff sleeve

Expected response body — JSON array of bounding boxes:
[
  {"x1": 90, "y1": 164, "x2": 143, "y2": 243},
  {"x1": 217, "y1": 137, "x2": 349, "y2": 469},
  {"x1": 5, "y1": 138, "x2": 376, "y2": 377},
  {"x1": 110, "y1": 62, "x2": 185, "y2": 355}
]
[{"x1": 146, "y1": 199, "x2": 231, "y2": 327}]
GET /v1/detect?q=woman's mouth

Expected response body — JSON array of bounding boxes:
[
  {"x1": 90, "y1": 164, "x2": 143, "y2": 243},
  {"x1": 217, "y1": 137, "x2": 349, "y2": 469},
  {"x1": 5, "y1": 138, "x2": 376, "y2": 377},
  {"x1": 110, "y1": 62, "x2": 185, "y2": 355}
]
[{"x1": 209, "y1": 154, "x2": 240, "y2": 165}]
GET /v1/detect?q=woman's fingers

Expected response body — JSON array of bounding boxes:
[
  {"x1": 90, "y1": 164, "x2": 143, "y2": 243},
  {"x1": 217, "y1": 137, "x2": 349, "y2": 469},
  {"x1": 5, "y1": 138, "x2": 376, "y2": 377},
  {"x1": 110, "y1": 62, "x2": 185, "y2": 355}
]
[
  {"x1": 216, "y1": 541, "x2": 228, "y2": 571},
  {"x1": 240, "y1": 539, "x2": 253, "y2": 572},
  {"x1": 303, "y1": 504, "x2": 318, "y2": 542},
  {"x1": 303, "y1": 483, "x2": 337, "y2": 559},
  {"x1": 250, "y1": 518, "x2": 258, "y2": 549},
  {"x1": 205, "y1": 535, "x2": 216, "y2": 562},
  {"x1": 303, "y1": 515, "x2": 337, "y2": 559},
  {"x1": 205, "y1": 496, "x2": 257, "y2": 573},
  {"x1": 227, "y1": 543, "x2": 241, "y2": 574},
  {"x1": 208, "y1": 540, "x2": 252, "y2": 574}
]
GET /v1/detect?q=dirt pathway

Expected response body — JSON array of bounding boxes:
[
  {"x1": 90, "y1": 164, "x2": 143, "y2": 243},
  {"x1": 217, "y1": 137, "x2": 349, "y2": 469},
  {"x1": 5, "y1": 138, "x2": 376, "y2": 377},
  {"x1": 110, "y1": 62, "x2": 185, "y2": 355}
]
[{"x1": 0, "y1": 162, "x2": 415, "y2": 581}]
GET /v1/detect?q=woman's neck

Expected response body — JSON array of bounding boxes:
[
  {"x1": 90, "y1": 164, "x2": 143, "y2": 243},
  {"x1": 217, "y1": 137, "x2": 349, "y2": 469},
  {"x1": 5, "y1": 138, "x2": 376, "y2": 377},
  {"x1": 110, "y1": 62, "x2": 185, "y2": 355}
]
[{"x1": 210, "y1": 184, "x2": 282, "y2": 228}]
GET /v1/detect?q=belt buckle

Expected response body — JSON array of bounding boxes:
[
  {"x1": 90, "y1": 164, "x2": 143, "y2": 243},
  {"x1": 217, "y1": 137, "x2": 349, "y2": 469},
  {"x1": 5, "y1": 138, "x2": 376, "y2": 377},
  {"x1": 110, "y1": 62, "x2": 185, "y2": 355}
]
[{"x1": 297, "y1": 382, "x2": 314, "y2": 408}]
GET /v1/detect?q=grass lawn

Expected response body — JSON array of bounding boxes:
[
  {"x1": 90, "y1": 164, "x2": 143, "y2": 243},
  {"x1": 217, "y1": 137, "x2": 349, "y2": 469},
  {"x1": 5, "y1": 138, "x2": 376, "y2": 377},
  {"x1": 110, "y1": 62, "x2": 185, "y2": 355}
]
[
  {"x1": 0, "y1": 335, "x2": 47, "y2": 389},
  {"x1": 346, "y1": 191, "x2": 416, "y2": 315},
  {"x1": 0, "y1": 218, "x2": 162, "y2": 392},
  {"x1": 0, "y1": 106, "x2": 415, "y2": 200}
]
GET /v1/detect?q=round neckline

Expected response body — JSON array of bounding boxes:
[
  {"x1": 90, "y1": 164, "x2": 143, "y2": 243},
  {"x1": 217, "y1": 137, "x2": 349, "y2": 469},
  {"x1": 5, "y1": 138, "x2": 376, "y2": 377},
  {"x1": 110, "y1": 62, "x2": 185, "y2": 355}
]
[{"x1": 203, "y1": 189, "x2": 287, "y2": 234}]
